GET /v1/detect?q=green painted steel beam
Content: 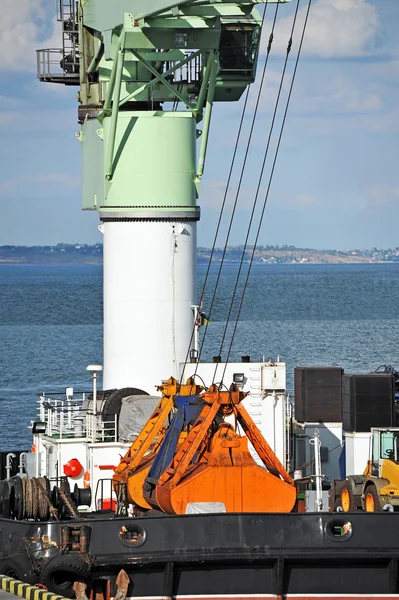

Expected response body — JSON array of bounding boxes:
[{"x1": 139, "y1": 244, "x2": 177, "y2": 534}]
[
  {"x1": 105, "y1": 47, "x2": 125, "y2": 180},
  {"x1": 83, "y1": 0, "x2": 289, "y2": 34},
  {"x1": 118, "y1": 49, "x2": 202, "y2": 108},
  {"x1": 195, "y1": 51, "x2": 218, "y2": 192},
  {"x1": 123, "y1": 25, "x2": 221, "y2": 52},
  {"x1": 129, "y1": 49, "x2": 194, "y2": 110},
  {"x1": 194, "y1": 51, "x2": 214, "y2": 120},
  {"x1": 177, "y1": 4, "x2": 254, "y2": 18}
]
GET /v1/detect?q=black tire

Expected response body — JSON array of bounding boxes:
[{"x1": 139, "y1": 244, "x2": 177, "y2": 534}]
[
  {"x1": 0, "y1": 557, "x2": 37, "y2": 584},
  {"x1": 0, "y1": 480, "x2": 10, "y2": 518},
  {"x1": 0, "y1": 560, "x2": 24, "y2": 580},
  {"x1": 340, "y1": 484, "x2": 358, "y2": 512},
  {"x1": 40, "y1": 556, "x2": 91, "y2": 598},
  {"x1": 364, "y1": 484, "x2": 383, "y2": 512},
  {"x1": 87, "y1": 388, "x2": 116, "y2": 401},
  {"x1": 102, "y1": 387, "x2": 149, "y2": 424},
  {"x1": 87, "y1": 388, "x2": 116, "y2": 413},
  {"x1": 9, "y1": 477, "x2": 23, "y2": 520}
]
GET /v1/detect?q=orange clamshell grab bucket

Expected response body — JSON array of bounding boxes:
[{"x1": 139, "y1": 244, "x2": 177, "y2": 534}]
[
  {"x1": 155, "y1": 433, "x2": 297, "y2": 514},
  {"x1": 63, "y1": 458, "x2": 84, "y2": 478},
  {"x1": 113, "y1": 453, "x2": 155, "y2": 510}
]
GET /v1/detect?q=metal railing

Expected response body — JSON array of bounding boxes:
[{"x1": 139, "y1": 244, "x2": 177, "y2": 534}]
[
  {"x1": 165, "y1": 52, "x2": 202, "y2": 84},
  {"x1": 36, "y1": 392, "x2": 118, "y2": 443},
  {"x1": 37, "y1": 48, "x2": 80, "y2": 84},
  {"x1": 37, "y1": 0, "x2": 79, "y2": 85}
]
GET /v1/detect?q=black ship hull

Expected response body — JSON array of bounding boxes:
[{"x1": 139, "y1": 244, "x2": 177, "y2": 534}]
[{"x1": 2, "y1": 512, "x2": 399, "y2": 599}]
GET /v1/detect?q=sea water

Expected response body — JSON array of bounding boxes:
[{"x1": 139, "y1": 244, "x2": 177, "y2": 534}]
[{"x1": 0, "y1": 262, "x2": 398, "y2": 450}]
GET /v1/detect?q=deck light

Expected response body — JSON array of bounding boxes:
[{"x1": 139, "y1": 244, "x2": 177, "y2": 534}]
[{"x1": 32, "y1": 421, "x2": 47, "y2": 434}]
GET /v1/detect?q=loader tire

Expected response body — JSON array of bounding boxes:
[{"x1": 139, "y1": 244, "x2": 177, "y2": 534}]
[
  {"x1": 364, "y1": 484, "x2": 382, "y2": 512},
  {"x1": 340, "y1": 484, "x2": 357, "y2": 512}
]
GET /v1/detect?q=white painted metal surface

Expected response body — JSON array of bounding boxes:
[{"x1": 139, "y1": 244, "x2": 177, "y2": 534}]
[
  {"x1": 34, "y1": 390, "x2": 130, "y2": 510},
  {"x1": 305, "y1": 490, "x2": 329, "y2": 512},
  {"x1": 302, "y1": 422, "x2": 344, "y2": 482},
  {"x1": 261, "y1": 364, "x2": 286, "y2": 391},
  {"x1": 103, "y1": 221, "x2": 197, "y2": 392},
  {"x1": 35, "y1": 436, "x2": 130, "y2": 511},
  {"x1": 181, "y1": 361, "x2": 287, "y2": 467},
  {"x1": 344, "y1": 431, "x2": 372, "y2": 477}
]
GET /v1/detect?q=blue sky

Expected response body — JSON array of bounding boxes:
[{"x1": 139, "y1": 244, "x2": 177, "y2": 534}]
[{"x1": 0, "y1": 0, "x2": 398, "y2": 249}]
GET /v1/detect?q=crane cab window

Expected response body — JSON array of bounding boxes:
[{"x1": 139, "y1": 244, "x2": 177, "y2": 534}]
[
  {"x1": 380, "y1": 431, "x2": 399, "y2": 461},
  {"x1": 372, "y1": 430, "x2": 399, "y2": 476},
  {"x1": 219, "y1": 25, "x2": 259, "y2": 78}
]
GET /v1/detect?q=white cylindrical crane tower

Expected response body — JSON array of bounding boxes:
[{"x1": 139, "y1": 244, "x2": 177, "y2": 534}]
[
  {"x1": 103, "y1": 220, "x2": 197, "y2": 391},
  {"x1": 97, "y1": 111, "x2": 199, "y2": 391}
]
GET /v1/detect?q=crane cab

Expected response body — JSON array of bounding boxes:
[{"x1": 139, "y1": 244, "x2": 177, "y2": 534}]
[
  {"x1": 370, "y1": 427, "x2": 399, "y2": 478},
  {"x1": 215, "y1": 23, "x2": 261, "y2": 101}
]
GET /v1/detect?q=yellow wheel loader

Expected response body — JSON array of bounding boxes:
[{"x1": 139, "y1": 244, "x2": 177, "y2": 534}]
[{"x1": 333, "y1": 428, "x2": 399, "y2": 512}]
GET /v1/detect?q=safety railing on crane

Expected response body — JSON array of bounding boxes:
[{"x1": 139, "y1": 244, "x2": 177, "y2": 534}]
[
  {"x1": 165, "y1": 51, "x2": 202, "y2": 84},
  {"x1": 37, "y1": 0, "x2": 79, "y2": 84},
  {"x1": 36, "y1": 48, "x2": 79, "y2": 84}
]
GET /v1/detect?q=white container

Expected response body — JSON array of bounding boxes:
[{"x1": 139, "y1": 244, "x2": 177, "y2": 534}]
[
  {"x1": 261, "y1": 364, "x2": 286, "y2": 391},
  {"x1": 344, "y1": 431, "x2": 372, "y2": 476}
]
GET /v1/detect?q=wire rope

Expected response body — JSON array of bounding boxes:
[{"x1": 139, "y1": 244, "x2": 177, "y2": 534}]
[
  {"x1": 213, "y1": 0, "x2": 302, "y2": 383},
  {"x1": 180, "y1": 1, "x2": 273, "y2": 383},
  {"x1": 190, "y1": 1, "x2": 282, "y2": 378},
  {"x1": 220, "y1": 0, "x2": 313, "y2": 385}
]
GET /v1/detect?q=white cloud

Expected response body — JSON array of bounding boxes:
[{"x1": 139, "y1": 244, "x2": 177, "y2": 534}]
[
  {"x1": 248, "y1": 68, "x2": 383, "y2": 118},
  {"x1": 0, "y1": 1, "x2": 61, "y2": 72},
  {"x1": 330, "y1": 76, "x2": 382, "y2": 112},
  {"x1": 272, "y1": 0, "x2": 380, "y2": 58},
  {"x1": 366, "y1": 186, "x2": 399, "y2": 209},
  {"x1": 280, "y1": 193, "x2": 318, "y2": 209},
  {"x1": 290, "y1": 74, "x2": 383, "y2": 116},
  {"x1": 291, "y1": 106, "x2": 399, "y2": 136}
]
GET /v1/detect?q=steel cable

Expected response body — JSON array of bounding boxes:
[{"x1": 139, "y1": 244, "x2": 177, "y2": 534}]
[
  {"x1": 220, "y1": 0, "x2": 313, "y2": 385},
  {"x1": 181, "y1": 1, "x2": 282, "y2": 386},
  {"x1": 180, "y1": 1, "x2": 273, "y2": 384},
  {"x1": 213, "y1": 0, "x2": 302, "y2": 383}
]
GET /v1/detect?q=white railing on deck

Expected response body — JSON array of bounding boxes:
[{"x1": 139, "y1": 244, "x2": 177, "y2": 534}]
[{"x1": 37, "y1": 392, "x2": 118, "y2": 443}]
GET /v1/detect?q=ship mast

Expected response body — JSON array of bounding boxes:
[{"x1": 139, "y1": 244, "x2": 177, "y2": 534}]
[{"x1": 37, "y1": 0, "x2": 288, "y2": 393}]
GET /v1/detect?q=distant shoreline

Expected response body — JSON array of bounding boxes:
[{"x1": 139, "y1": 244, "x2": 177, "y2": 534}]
[
  {"x1": 0, "y1": 244, "x2": 397, "y2": 266},
  {"x1": 0, "y1": 260, "x2": 396, "y2": 267}
]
